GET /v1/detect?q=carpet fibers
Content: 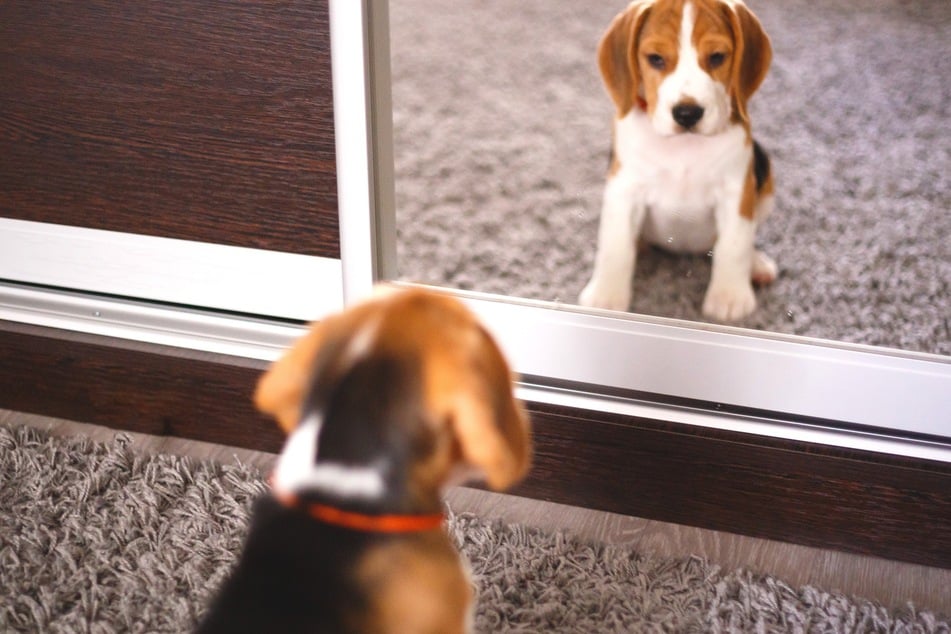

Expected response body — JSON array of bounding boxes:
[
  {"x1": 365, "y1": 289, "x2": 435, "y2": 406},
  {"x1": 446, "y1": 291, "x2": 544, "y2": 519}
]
[
  {"x1": 1, "y1": 425, "x2": 947, "y2": 633},
  {"x1": 391, "y1": 0, "x2": 950, "y2": 356}
]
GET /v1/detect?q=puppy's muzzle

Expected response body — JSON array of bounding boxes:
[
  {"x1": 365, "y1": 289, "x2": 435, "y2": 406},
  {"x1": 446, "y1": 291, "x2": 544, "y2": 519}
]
[{"x1": 672, "y1": 102, "x2": 705, "y2": 130}]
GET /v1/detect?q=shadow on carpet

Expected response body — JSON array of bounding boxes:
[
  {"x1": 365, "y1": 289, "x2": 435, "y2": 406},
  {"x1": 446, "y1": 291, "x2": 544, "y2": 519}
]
[{"x1": 1, "y1": 426, "x2": 947, "y2": 633}]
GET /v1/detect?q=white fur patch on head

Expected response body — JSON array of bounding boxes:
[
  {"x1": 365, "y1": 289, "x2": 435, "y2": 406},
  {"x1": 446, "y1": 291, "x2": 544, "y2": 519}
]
[
  {"x1": 342, "y1": 312, "x2": 382, "y2": 366},
  {"x1": 272, "y1": 413, "x2": 386, "y2": 500},
  {"x1": 272, "y1": 413, "x2": 323, "y2": 491},
  {"x1": 652, "y1": 1, "x2": 731, "y2": 136},
  {"x1": 294, "y1": 463, "x2": 385, "y2": 499}
]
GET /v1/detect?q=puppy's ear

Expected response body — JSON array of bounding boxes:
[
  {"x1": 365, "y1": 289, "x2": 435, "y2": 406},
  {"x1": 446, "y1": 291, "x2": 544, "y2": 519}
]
[
  {"x1": 254, "y1": 321, "x2": 328, "y2": 434},
  {"x1": 727, "y1": 2, "x2": 772, "y2": 125},
  {"x1": 598, "y1": 1, "x2": 653, "y2": 117},
  {"x1": 255, "y1": 288, "x2": 392, "y2": 434},
  {"x1": 433, "y1": 330, "x2": 531, "y2": 492}
]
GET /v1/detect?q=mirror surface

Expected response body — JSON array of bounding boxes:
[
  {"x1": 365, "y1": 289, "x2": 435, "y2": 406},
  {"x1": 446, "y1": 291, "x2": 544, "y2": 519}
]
[{"x1": 390, "y1": 0, "x2": 949, "y2": 356}]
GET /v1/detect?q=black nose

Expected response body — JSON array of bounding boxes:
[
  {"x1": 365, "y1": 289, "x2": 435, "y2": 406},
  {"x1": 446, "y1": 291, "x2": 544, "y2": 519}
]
[{"x1": 672, "y1": 103, "x2": 704, "y2": 129}]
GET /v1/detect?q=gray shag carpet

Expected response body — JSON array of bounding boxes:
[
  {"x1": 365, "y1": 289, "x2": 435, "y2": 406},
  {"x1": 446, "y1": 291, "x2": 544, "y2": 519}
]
[
  {"x1": 2, "y1": 425, "x2": 949, "y2": 633},
  {"x1": 390, "y1": 0, "x2": 950, "y2": 356}
]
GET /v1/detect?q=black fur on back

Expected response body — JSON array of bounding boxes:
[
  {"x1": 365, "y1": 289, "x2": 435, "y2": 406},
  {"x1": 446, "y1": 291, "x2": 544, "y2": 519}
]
[
  {"x1": 752, "y1": 139, "x2": 770, "y2": 191},
  {"x1": 196, "y1": 497, "x2": 385, "y2": 634},
  {"x1": 304, "y1": 349, "x2": 435, "y2": 515}
]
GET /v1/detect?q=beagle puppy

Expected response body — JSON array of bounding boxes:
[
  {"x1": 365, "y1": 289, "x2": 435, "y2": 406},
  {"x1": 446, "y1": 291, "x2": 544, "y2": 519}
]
[
  {"x1": 579, "y1": 0, "x2": 776, "y2": 321},
  {"x1": 198, "y1": 288, "x2": 531, "y2": 634}
]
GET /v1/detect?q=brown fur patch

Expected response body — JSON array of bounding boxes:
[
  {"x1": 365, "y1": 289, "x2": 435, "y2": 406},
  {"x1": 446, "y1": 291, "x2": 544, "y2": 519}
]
[
  {"x1": 410, "y1": 295, "x2": 531, "y2": 491},
  {"x1": 597, "y1": 0, "x2": 654, "y2": 117},
  {"x1": 254, "y1": 321, "x2": 327, "y2": 434},
  {"x1": 356, "y1": 534, "x2": 472, "y2": 634},
  {"x1": 721, "y1": 1, "x2": 772, "y2": 127},
  {"x1": 692, "y1": 2, "x2": 737, "y2": 97},
  {"x1": 739, "y1": 143, "x2": 774, "y2": 220}
]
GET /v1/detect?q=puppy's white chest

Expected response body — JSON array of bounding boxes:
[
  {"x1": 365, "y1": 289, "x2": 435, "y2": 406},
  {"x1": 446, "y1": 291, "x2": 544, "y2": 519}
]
[
  {"x1": 613, "y1": 113, "x2": 749, "y2": 253},
  {"x1": 641, "y1": 166, "x2": 718, "y2": 252}
]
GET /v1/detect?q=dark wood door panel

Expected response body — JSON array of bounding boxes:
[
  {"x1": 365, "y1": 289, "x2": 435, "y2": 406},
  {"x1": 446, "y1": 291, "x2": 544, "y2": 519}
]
[
  {"x1": 0, "y1": 1, "x2": 338, "y2": 258},
  {"x1": 0, "y1": 320, "x2": 280, "y2": 449},
  {"x1": 512, "y1": 402, "x2": 951, "y2": 568}
]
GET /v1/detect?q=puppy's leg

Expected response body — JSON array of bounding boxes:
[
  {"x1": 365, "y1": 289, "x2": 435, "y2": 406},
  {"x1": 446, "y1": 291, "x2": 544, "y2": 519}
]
[
  {"x1": 750, "y1": 194, "x2": 778, "y2": 286},
  {"x1": 703, "y1": 207, "x2": 758, "y2": 321},
  {"x1": 579, "y1": 176, "x2": 644, "y2": 312}
]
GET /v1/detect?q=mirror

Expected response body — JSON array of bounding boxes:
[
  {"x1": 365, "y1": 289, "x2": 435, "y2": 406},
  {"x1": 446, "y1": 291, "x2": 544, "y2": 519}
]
[{"x1": 388, "y1": 0, "x2": 949, "y2": 358}]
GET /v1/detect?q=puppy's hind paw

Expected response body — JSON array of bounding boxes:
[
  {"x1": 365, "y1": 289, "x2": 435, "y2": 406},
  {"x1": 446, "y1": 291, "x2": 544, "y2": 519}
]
[{"x1": 752, "y1": 250, "x2": 778, "y2": 286}]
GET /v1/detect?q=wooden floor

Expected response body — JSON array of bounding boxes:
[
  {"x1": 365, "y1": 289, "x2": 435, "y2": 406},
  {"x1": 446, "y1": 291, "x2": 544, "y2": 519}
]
[{"x1": 3, "y1": 408, "x2": 949, "y2": 615}]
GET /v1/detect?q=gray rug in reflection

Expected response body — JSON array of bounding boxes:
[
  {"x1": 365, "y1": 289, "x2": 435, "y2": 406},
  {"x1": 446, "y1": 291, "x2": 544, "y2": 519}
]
[
  {"x1": 2, "y1": 425, "x2": 947, "y2": 632},
  {"x1": 390, "y1": 0, "x2": 950, "y2": 356}
]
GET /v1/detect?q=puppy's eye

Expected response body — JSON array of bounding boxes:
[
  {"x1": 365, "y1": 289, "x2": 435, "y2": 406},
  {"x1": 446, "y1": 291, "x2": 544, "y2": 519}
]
[
  {"x1": 646, "y1": 54, "x2": 666, "y2": 70},
  {"x1": 708, "y1": 52, "x2": 726, "y2": 69}
]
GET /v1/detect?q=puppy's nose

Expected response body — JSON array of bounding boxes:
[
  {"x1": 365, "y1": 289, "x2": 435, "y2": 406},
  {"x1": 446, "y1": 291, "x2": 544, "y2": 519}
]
[{"x1": 672, "y1": 103, "x2": 704, "y2": 130}]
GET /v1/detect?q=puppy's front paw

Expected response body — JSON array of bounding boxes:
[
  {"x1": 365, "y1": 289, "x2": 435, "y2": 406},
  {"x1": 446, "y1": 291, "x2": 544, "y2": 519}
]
[
  {"x1": 579, "y1": 280, "x2": 631, "y2": 312},
  {"x1": 703, "y1": 282, "x2": 756, "y2": 321}
]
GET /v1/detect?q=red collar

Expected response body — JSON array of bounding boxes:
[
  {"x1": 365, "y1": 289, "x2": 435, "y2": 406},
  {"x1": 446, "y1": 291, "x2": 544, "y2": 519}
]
[{"x1": 271, "y1": 486, "x2": 445, "y2": 534}]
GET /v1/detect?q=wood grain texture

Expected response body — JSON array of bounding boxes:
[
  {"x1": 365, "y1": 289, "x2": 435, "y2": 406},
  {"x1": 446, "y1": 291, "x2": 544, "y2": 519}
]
[
  {"x1": 509, "y1": 402, "x2": 951, "y2": 568},
  {"x1": 0, "y1": 321, "x2": 283, "y2": 451},
  {"x1": 2, "y1": 320, "x2": 949, "y2": 569},
  {"x1": 0, "y1": 1, "x2": 338, "y2": 257}
]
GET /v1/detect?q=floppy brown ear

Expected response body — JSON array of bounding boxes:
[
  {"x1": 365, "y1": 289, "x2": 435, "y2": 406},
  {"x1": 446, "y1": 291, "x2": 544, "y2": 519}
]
[
  {"x1": 449, "y1": 381, "x2": 531, "y2": 492},
  {"x1": 728, "y1": 2, "x2": 772, "y2": 125},
  {"x1": 598, "y1": 1, "x2": 653, "y2": 117},
  {"x1": 429, "y1": 332, "x2": 531, "y2": 492},
  {"x1": 254, "y1": 321, "x2": 327, "y2": 434}
]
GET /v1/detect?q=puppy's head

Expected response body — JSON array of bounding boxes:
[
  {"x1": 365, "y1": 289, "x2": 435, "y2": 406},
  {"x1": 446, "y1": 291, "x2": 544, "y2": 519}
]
[
  {"x1": 599, "y1": 0, "x2": 771, "y2": 136},
  {"x1": 255, "y1": 287, "x2": 531, "y2": 508}
]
